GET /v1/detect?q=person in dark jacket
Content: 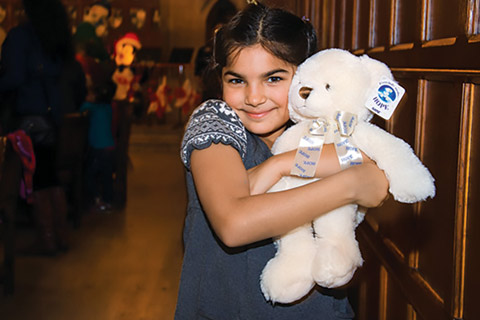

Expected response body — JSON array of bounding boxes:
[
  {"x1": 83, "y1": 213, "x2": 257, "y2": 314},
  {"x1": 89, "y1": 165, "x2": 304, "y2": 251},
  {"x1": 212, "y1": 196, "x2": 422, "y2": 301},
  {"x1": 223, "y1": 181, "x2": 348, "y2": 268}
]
[{"x1": 0, "y1": 0, "x2": 85, "y2": 255}]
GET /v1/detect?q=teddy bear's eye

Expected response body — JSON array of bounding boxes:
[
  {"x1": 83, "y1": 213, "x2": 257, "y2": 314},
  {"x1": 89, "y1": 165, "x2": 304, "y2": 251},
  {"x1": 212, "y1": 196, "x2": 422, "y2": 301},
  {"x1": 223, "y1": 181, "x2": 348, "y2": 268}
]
[{"x1": 325, "y1": 83, "x2": 331, "y2": 90}]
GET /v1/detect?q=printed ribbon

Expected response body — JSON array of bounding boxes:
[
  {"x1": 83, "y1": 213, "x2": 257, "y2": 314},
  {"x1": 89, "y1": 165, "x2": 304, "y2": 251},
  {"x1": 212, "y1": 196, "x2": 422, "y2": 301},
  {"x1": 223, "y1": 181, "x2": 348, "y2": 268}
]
[{"x1": 290, "y1": 111, "x2": 363, "y2": 178}]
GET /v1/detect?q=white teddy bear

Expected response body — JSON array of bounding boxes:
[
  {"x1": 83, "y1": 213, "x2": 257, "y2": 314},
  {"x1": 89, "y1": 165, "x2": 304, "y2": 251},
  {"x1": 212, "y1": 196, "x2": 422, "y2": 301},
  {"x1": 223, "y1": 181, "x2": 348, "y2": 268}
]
[{"x1": 260, "y1": 48, "x2": 435, "y2": 304}]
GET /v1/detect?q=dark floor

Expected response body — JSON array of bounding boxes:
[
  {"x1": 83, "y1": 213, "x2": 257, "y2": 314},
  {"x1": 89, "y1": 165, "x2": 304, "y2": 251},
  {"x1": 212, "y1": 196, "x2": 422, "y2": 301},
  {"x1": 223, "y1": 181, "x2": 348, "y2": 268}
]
[{"x1": 0, "y1": 123, "x2": 187, "y2": 320}]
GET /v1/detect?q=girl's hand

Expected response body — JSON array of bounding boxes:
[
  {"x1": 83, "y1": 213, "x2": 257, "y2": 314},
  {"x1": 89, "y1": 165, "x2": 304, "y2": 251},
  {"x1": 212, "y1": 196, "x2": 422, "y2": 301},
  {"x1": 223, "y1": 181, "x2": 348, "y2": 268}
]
[
  {"x1": 347, "y1": 162, "x2": 389, "y2": 208},
  {"x1": 248, "y1": 152, "x2": 293, "y2": 195},
  {"x1": 247, "y1": 145, "x2": 342, "y2": 195}
]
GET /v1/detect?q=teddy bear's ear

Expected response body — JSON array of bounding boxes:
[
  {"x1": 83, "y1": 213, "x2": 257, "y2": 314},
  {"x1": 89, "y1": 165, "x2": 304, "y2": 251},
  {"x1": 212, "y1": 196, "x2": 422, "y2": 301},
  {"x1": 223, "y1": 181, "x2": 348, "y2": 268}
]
[{"x1": 359, "y1": 54, "x2": 394, "y2": 88}]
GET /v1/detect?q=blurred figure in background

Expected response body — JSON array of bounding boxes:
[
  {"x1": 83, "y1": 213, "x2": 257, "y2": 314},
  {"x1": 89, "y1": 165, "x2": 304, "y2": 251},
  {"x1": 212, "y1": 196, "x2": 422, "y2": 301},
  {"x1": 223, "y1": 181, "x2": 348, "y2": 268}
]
[
  {"x1": 0, "y1": 0, "x2": 83, "y2": 255},
  {"x1": 73, "y1": 0, "x2": 111, "y2": 65},
  {"x1": 110, "y1": 32, "x2": 142, "y2": 209},
  {"x1": 80, "y1": 66, "x2": 116, "y2": 214},
  {"x1": 194, "y1": 0, "x2": 237, "y2": 100},
  {"x1": 73, "y1": 0, "x2": 113, "y2": 106}
]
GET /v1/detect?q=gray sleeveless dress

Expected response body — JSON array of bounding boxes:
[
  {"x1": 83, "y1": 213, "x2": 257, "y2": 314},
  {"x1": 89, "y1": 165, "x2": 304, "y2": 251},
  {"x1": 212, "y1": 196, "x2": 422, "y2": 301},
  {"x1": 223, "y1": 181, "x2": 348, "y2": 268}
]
[{"x1": 175, "y1": 100, "x2": 355, "y2": 320}]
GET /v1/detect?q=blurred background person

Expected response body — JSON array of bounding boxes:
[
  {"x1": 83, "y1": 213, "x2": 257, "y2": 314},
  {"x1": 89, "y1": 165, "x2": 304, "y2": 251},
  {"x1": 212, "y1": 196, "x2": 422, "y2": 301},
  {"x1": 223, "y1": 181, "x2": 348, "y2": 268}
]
[
  {"x1": 194, "y1": 0, "x2": 237, "y2": 101},
  {"x1": 0, "y1": 0, "x2": 84, "y2": 255},
  {"x1": 80, "y1": 66, "x2": 116, "y2": 214}
]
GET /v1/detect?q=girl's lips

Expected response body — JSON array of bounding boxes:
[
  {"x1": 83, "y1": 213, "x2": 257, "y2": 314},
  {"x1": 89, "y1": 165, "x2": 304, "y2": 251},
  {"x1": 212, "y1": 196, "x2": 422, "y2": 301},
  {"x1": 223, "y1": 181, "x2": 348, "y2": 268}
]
[{"x1": 245, "y1": 110, "x2": 271, "y2": 119}]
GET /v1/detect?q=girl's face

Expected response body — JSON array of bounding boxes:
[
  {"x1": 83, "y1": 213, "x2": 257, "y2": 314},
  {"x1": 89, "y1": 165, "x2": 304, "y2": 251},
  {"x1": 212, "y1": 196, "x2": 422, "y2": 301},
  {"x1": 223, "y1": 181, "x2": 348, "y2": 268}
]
[{"x1": 222, "y1": 44, "x2": 296, "y2": 148}]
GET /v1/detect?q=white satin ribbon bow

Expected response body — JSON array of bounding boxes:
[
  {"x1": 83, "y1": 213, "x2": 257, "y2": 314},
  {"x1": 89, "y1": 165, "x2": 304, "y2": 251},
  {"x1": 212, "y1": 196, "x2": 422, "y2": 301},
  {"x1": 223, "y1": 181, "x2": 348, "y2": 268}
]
[{"x1": 290, "y1": 111, "x2": 363, "y2": 177}]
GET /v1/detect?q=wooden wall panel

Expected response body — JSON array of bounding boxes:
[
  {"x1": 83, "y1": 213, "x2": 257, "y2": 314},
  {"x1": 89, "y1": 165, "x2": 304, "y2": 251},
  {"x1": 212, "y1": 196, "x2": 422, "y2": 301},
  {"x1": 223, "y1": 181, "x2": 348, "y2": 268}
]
[
  {"x1": 294, "y1": 0, "x2": 480, "y2": 319},
  {"x1": 392, "y1": 0, "x2": 420, "y2": 45},
  {"x1": 466, "y1": 0, "x2": 480, "y2": 38},
  {"x1": 383, "y1": 269, "x2": 412, "y2": 320},
  {"x1": 424, "y1": 0, "x2": 467, "y2": 41},
  {"x1": 365, "y1": 80, "x2": 418, "y2": 262},
  {"x1": 370, "y1": 0, "x2": 391, "y2": 49},
  {"x1": 416, "y1": 80, "x2": 462, "y2": 308},
  {"x1": 462, "y1": 84, "x2": 480, "y2": 319},
  {"x1": 331, "y1": 0, "x2": 342, "y2": 48},
  {"x1": 389, "y1": 78, "x2": 417, "y2": 146},
  {"x1": 348, "y1": 240, "x2": 379, "y2": 320},
  {"x1": 332, "y1": 0, "x2": 344, "y2": 48},
  {"x1": 352, "y1": 0, "x2": 371, "y2": 51},
  {"x1": 341, "y1": 0, "x2": 354, "y2": 49},
  {"x1": 364, "y1": 199, "x2": 415, "y2": 261}
]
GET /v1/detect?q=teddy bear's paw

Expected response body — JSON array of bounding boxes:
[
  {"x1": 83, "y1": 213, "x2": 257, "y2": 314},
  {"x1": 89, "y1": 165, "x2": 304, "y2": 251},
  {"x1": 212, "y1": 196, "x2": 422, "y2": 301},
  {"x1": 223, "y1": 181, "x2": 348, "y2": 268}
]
[
  {"x1": 386, "y1": 165, "x2": 435, "y2": 203},
  {"x1": 389, "y1": 175, "x2": 435, "y2": 203},
  {"x1": 260, "y1": 255, "x2": 315, "y2": 304},
  {"x1": 312, "y1": 238, "x2": 363, "y2": 288}
]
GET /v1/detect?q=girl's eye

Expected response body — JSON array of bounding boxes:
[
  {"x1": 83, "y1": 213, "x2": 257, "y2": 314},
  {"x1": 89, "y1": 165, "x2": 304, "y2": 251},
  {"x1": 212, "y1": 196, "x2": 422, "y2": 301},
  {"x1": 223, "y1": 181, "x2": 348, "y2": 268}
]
[
  {"x1": 228, "y1": 78, "x2": 244, "y2": 85},
  {"x1": 267, "y1": 76, "x2": 282, "y2": 83}
]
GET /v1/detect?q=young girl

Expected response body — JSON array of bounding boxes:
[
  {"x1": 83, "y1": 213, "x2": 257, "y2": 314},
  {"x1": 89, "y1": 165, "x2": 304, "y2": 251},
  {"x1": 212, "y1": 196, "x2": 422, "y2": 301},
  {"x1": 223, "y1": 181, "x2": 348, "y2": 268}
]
[{"x1": 175, "y1": 3, "x2": 388, "y2": 319}]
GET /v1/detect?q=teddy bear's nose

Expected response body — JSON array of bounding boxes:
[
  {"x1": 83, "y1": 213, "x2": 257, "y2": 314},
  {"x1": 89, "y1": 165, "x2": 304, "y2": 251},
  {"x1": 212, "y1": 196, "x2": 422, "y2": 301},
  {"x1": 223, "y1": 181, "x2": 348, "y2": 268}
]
[{"x1": 299, "y1": 86, "x2": 312, "y2": 99}]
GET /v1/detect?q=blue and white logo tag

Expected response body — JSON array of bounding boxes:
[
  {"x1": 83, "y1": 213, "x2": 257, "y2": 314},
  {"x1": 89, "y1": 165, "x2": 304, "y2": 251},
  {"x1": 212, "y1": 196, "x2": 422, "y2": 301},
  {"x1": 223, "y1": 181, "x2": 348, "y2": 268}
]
[{"x1": 365, "y1": 77, "x2": 405, "y2": 120}]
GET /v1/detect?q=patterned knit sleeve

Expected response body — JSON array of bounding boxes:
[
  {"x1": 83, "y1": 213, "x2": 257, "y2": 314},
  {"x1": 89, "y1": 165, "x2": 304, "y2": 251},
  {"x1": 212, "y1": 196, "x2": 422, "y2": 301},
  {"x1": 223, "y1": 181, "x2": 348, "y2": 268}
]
[{"x1": 180, "y1": 99, "x2": 247, "y2": 170}]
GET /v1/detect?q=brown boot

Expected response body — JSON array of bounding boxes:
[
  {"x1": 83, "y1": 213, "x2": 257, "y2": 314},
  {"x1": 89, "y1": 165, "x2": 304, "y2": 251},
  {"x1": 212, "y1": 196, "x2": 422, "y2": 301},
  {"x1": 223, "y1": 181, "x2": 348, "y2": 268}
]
[
  {"x1": 50, "y1": 186, "x2": 70, "y2": 251},
  {"x1": 29, "y1": 189, "x2": 57, "y2": 256}
]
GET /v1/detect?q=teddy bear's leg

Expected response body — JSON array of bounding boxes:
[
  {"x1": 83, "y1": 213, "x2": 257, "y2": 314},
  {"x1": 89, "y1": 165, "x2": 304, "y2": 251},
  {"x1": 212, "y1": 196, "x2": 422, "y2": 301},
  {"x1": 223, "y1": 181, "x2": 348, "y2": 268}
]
[
  {"x1": 260, "y1": 223, "x2": 316, "y2": 304},
  {"x1": 311, "y1": 205, "x2": 363, "y2": 288}
]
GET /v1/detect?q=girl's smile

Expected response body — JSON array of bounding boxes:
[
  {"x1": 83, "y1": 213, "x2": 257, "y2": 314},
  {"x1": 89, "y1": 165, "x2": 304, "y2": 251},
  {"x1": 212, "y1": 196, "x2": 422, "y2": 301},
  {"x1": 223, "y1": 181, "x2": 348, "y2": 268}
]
[
  {"x1": 222, "y1": 44, "x2": 296, "y2": 147},
  {"x1": 246, "y1": 110, "x2": 273, "y2": 119}
]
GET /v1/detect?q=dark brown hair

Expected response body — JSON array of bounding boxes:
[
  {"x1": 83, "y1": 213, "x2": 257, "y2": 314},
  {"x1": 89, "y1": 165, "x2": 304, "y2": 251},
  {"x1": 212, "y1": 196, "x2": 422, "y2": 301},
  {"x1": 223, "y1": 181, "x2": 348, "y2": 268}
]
[{"x1": 208, "y1": 3, "x2": 318, "y2": 97}]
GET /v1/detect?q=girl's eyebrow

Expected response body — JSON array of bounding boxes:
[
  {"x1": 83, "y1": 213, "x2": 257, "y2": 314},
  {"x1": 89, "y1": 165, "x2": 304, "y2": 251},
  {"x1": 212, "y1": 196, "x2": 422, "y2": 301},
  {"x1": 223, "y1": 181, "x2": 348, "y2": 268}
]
[
  {"x1": 223, "y1": 70, "x2": 243, "y2": 78},
  {"x1": 263, "y1": 68, "x2": 290, "y2": 77},
  {"x1": 223, "y1": 68, "x2": 290, "y2": 78}
]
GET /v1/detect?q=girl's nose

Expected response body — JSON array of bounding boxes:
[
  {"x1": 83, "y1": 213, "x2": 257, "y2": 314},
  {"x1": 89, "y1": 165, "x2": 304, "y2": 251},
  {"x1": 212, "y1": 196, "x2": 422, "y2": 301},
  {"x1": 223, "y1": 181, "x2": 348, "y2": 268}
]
[{"x1": 245, "y1": 84, "x2": 266, "y2": 106}]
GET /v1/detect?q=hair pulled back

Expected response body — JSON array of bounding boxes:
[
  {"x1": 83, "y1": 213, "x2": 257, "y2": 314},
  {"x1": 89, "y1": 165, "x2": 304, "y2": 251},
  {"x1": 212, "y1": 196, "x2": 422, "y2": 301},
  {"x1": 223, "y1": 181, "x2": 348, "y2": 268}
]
[
  {"x1": 207, "y1": 3, "x2": 317, "y2": 97},
  {"x1": 213, "y1": 3, "x2": 317, "y2": 71}
]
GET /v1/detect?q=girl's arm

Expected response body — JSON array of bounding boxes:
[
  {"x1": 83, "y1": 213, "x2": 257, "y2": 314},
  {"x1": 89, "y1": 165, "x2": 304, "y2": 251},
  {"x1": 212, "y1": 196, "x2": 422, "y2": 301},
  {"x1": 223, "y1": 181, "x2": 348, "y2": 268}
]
[
  {"x1": 191, "y1": 143, "x2": 388, "y2": 248},
  {"x1": 248, "y1": 144, "x2": 373, "y2": 195}
]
